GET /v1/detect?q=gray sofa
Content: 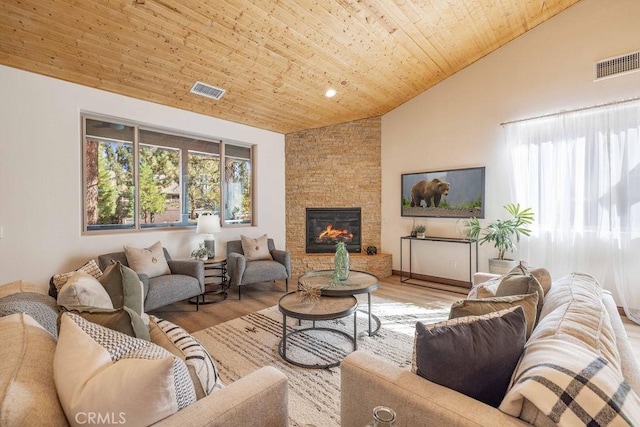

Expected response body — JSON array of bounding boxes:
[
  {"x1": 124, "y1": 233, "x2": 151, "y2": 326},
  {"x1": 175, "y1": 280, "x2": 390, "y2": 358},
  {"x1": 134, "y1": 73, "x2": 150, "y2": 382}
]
[
  {"x1": 98, "y1": 248, "x2": 204, "y2": 311},
  {"x1": 341, "y1": 272, "x2": 640, "y2": 426},
  {"x1": 226, "y1": 239, "x2": 291, "y2": 299},
  {"x1": 0, "y1": 281, "x2": 289, "y2": 426}
]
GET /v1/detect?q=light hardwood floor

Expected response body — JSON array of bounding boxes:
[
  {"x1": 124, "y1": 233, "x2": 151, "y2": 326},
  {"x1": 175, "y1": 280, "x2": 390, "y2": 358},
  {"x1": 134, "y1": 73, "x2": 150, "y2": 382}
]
[{"x1": 151, "y1": 274, "x2": 640, "y2": 365}]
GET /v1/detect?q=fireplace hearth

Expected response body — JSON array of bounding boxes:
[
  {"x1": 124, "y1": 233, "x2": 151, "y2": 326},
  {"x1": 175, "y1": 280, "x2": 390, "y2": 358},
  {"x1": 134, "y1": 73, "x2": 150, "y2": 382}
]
[{"x1": 306, "y1": 208, "x2": 361, "y2": 253}]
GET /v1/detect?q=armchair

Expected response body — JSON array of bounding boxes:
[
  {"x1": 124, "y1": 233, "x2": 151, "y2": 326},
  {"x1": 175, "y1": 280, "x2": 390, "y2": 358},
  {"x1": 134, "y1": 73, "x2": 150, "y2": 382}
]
[
  {"x1": 98, "y1": 248, "x2": 204, "y2": 311},
  {"x1": 226, "y1": 239, "x2": 291, "y2": 299}
]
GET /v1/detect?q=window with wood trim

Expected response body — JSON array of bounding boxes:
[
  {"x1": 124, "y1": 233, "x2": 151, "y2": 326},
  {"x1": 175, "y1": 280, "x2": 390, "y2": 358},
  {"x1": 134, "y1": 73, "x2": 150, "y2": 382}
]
[{"x1": 82, "y1": 115, "x2": 253, "y2": 233}]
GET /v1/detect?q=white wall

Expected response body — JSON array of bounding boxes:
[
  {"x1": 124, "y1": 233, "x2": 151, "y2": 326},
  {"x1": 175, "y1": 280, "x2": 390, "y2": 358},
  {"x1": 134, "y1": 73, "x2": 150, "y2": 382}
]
[
  {"x1": 381, "y1": 0, "x2": 640, "y2": 290},
  {"x1": 0, "y1": 65, "x2": 285, "y2": 289}
]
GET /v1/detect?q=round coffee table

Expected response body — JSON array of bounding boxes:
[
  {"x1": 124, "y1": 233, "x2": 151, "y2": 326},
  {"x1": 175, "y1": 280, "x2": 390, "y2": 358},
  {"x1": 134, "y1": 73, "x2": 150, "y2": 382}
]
[
  {"x1": 278, "y1": 291, "x2": 357, "y2": 369},
  {"x1": 298, "y1": 270, "x2": 381, "y2": 336}
]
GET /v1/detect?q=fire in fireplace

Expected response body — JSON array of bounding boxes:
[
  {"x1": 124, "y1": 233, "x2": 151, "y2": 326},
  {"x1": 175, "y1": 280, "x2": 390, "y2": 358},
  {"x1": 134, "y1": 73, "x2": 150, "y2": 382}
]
[
  {"x1": 306, "y1": 207, "x2": 361, "y2": 253},
  {"x1": 317, "y1": 224, "x2": 353, "y2": 242}
]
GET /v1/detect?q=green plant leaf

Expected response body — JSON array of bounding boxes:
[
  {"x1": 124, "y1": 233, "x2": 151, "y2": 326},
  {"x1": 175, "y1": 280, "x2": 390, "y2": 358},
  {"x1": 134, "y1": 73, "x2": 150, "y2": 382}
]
[{"x1": 465, "y1": 204, "x2": 534, "y2": 260}]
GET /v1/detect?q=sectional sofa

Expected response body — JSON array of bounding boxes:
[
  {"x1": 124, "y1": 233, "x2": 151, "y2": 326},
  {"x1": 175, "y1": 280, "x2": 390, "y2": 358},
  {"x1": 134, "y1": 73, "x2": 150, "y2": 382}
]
[
  {"x1": 0, "y1": 281, "x2": 288, "y2": 426},
  {"x1": 341, "y1": 271, "x2": 640, "y2": 426}
]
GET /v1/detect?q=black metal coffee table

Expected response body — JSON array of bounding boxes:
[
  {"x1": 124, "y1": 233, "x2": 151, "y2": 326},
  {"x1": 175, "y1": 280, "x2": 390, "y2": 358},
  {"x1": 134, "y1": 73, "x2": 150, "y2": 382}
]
[
  {"x1": 278, "y1": 291, "x2": 357, "y2": 369},
  {"x1": 298, "y1": 270, "x2": 381, "y2": 336}
]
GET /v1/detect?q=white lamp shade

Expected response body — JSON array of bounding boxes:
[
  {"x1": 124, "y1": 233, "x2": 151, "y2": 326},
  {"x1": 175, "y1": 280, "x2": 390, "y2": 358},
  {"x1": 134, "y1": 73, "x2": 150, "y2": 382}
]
[{"x1": 196, "y1": 214, "x2": 221, "y2": 234}]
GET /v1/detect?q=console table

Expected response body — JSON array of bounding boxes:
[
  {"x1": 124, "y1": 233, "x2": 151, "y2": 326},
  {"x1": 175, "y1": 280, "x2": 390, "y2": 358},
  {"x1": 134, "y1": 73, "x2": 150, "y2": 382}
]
[{"x1": 400, "y1": 236, "x2": 478, "y2": 287}]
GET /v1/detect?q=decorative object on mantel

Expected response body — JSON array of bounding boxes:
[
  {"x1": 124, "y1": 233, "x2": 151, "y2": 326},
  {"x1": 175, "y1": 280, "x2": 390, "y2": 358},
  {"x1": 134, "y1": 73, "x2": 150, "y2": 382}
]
[
  {"x1": 366, "y1": 246, "x2": 377, "y2": 255},
  {"x1": 414, "y1": 224, "x2": 426, "y2": 239},
  {"x1": 196, "y1": 213, "x2": 221, "y2": 258},
  {"x1": 334, "y1": 241, "x2": 350, "y2": 281},
  {"x1": 191, "y1": 243, "x2": 213, "y2": 261},
  {"x1": 465, "y1": 203, "x2": 534, "y2": 274},
  {"x1": 410, "y1": 218, "x2": 417, "y2": 237}
]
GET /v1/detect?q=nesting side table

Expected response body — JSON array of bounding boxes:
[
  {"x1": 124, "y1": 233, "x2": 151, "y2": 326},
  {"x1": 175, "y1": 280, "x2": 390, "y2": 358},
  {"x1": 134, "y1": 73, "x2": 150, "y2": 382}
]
[
  {"x1": 278, "y1": 291, "x2": 358, "y2": 369},
  {"x1": 189, "y1": 257, "x2": 228, "y2": 305}
]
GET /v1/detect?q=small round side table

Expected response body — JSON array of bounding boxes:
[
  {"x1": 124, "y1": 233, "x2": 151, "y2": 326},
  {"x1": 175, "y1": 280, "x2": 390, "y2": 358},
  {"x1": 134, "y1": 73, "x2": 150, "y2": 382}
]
[{"x1": 189, "y1": 257, "x2": 228, "y2": 305}]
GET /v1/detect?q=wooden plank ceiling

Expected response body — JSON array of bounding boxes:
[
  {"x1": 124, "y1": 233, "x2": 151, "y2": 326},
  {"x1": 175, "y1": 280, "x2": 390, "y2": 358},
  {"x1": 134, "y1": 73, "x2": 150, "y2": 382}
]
[{"x1": 0, "y1": 0, "x2": 579, "y2": 134}]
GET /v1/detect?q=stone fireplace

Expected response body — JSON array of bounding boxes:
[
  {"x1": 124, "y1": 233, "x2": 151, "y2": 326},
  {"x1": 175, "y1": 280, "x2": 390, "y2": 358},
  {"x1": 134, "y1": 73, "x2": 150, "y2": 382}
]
[
  {"x1": 285, "y1": 117, "x2": 391, "y2": 279},
  {"x1": 306, "y1": 208, "x2": 361, "y2": 253}
]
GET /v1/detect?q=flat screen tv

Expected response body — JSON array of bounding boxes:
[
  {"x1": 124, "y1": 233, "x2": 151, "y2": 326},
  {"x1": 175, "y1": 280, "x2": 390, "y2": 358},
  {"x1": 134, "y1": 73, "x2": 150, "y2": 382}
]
[{"x1": 401, "y1": 166, "x2": 485, "y2": 219}]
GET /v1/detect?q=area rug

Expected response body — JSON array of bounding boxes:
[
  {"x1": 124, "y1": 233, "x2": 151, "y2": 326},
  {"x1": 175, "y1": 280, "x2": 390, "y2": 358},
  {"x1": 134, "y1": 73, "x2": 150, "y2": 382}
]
[{"x1": 192, "y1": 295, "x2": 451, "y2": 427}]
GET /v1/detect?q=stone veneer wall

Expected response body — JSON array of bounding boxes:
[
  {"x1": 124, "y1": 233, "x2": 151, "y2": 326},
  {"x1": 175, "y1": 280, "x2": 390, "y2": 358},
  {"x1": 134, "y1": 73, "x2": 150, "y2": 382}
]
[{"x1": 285, "y1": 117, "x2": 391, "y2": 280}]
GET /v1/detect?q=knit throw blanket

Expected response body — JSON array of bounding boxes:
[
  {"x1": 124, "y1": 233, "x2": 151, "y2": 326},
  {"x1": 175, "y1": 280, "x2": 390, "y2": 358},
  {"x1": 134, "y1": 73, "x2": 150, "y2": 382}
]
[
  {"x1": 0, "y1": 292, "x2": 59, "y2": 337},
  {"x1": 500, "y1": 339, "x2": 640, "y2": 426}
]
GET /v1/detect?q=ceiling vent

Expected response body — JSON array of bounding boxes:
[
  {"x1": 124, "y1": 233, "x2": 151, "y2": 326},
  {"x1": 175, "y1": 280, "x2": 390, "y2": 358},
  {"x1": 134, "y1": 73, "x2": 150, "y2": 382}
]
[
  {"x1": 190, "y1": 81, "x2": 226, "y2": 100},
  {"x1": 594, "y1": 51, "x2": 640, "y2": 81}
]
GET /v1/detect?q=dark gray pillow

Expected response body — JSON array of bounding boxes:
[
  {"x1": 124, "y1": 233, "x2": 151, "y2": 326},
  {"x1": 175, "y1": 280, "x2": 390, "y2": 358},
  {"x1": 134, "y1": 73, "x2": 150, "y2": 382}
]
[
  {"x1": 413, "y1": 306, "x2": 526, "y2": 407},
  {"x1": 0, "y1": 292, "x2": 59, "y2": 337}
]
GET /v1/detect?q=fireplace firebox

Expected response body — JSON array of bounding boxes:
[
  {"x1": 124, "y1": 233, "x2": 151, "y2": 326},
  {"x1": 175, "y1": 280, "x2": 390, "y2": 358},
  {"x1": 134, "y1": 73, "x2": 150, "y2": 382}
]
[{"x1": 306, "y1": 208, "x2": 361, "y2": 253}]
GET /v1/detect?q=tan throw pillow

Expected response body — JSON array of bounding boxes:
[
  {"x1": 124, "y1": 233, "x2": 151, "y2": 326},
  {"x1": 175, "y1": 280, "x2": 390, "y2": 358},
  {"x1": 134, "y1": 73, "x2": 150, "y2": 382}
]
[
  {"x1": 149, "y1": 315, "x2": 223, "y2": 400},
  {"x1": 57, "y1": 272, "x2": 114, "y2": 309},
  {"x1": 531, "y1": 267, "x2": 552, "y2": 295},
  {"x1": 450, "y1": 293, "x2": 539, "y2": 339},
  {"x1": 496, "y1": 263, "x2": 545, "y2": 319},
  {"x1": 124, "y1": 241, "x2": 171, "y2": 278},
  {"x1": 60, "y1": 306, "x2": 150, "y2": 341},
  {"x1": 477, "y1": 285, "x2": 496, "y2": 299},
  {"x1": 240, "y1": 234, "x2": 272, "y2": 261},
  {"x1": 51, "y1": 259, "x2": 103, "y2": 292},
  {"x1": 474, "y1": 276, "x2": 502, "y2": 299},
  {"x1": 55, "y1": 313, "x2": 196, "y2": 426}
]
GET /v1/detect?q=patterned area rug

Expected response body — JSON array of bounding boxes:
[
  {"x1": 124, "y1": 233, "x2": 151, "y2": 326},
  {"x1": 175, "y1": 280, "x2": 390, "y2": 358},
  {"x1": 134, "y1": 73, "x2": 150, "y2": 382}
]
[{"x1": 192, "y1": 295, "x2": 451, "y2": 427}]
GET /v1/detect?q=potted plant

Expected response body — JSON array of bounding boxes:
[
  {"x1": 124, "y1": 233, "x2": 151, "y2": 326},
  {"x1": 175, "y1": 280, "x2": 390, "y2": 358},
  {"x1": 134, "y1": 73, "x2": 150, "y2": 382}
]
[
  {"x1": 191, "y1": 243, "x2": 213, "y2": 261},
  {"x1": 414, "y1": 224, "x2": 426, "y2": 239},
  {"x1": 465, "y1": 203, "x2": 534, "y2": 274}
]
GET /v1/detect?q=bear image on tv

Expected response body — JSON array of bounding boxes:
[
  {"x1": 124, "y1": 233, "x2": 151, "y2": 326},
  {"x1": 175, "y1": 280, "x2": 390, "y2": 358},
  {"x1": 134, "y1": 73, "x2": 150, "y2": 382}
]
[{"x1": 410, "y1": 178, "x2": 450, "y2": 208}]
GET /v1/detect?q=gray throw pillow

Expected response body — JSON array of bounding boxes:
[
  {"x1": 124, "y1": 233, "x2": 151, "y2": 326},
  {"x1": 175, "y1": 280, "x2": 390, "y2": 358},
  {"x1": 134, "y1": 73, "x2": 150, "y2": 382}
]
[{"x1": 412, "y1": 306, "x2": 527, "y2": 408}]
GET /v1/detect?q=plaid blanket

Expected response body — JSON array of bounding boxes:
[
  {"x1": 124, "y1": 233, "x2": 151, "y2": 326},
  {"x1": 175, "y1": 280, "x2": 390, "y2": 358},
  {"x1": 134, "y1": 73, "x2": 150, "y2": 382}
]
[{"x1": 500, "y1": 339, "x2": 640, "y2": 426}]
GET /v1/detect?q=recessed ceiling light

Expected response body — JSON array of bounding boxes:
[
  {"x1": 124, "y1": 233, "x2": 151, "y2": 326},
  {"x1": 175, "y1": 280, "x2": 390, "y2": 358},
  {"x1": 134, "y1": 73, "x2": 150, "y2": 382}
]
[{"x1": 325, "y1": 88, "x2": 337, "y2": 98}]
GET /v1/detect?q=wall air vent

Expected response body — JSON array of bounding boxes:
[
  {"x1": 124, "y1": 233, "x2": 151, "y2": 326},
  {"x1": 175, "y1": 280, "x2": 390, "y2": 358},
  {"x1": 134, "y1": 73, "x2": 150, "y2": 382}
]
[
  {"x1": 190, "y1": 81, "x2": 226, "y2": 100},
  {"x1": 594, "y1": 51, "x2": 640, "y2": 81}
]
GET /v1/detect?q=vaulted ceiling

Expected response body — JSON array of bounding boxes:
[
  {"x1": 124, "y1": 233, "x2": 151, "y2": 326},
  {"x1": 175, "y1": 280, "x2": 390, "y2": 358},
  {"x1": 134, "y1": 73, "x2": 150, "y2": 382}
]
[{"x1": 0, "y1": 0, "x2": 579, "y2": 134}]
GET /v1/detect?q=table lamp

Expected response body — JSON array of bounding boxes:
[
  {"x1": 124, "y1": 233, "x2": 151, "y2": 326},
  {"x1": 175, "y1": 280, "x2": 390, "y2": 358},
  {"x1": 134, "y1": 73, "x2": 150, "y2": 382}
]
[{"x1": 196, "y1": 213, "x2": 221, "y2": 258}]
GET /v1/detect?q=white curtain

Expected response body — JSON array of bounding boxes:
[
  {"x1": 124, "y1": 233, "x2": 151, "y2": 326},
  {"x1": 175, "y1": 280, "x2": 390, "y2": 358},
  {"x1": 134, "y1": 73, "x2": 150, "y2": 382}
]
[{"x1": 506, "y1": 100, "x2": 640, "y2": 324}]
